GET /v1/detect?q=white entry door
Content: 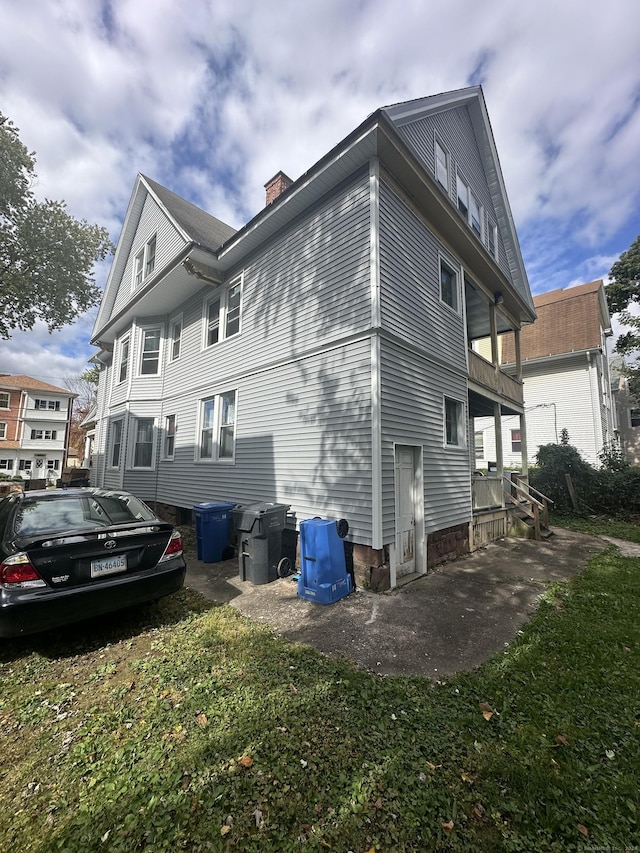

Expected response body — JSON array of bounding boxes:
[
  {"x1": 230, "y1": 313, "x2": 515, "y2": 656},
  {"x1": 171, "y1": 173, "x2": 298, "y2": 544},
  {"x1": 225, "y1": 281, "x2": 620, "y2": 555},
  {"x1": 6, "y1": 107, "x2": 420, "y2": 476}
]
[{"x1": 394, "y1": 445, "x2": 416, "y2": 577}]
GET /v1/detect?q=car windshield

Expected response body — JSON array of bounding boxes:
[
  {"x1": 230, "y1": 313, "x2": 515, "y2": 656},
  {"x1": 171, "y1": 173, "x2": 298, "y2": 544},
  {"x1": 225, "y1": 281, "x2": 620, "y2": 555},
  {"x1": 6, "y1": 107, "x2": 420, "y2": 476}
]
[{"x1": 13, "y1": 493, "x2": 156, "y2": 536}]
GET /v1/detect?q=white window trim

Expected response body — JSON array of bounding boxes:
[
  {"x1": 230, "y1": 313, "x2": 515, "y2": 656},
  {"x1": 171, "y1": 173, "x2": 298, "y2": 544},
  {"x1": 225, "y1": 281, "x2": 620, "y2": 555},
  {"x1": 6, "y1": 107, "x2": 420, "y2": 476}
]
[
  {"x1": 487, "y1": 217, "x2": 498, "y2": 262},
  {"x1": 0, "y1": 392, "x2": 10, "y2": 409},
  {"x1": 169, "y1": 314, "x2": 183, "y2": 363},
  {"x1": 163, "y1": 414, "x2": 176, "y2": 460},
  {"x1": 129, "y1": 417, "x2": 157, "y2": 470},
  {"x1": 438, "y1": 253, "x2": 461, "y2": 315},
  {"x1": 443, "y1": 396, "x2": 466, "y2": 449},
  {"x1": 0, "y1": 422, "x2": 6, "y2": 440},
  {"x1": 138, "y1": 326, "x2": 163, "y2": 377},
  {"x1": 132, "y1": 233, "x2": 157, "y2": 289},
  {"x1": 195, "y1": 390, "x2": 237, "y2": 463},
  {"x1": 202, "y1": 274, "x2": 243, "y2": 350},
  {"x1": 109, "y1": 419, "x2": 124, "y2": 469},
  {"x1": 117, "y1": 335, "x2": 130, "y2": 385},
  {"x1": 434, "y1": 136, "x2": 449, "y2": 192}
]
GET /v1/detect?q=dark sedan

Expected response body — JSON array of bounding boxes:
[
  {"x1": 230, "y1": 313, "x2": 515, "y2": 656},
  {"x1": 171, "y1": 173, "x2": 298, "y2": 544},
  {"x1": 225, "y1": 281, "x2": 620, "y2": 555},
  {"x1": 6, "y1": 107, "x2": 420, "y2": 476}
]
[{"x1": 0, "y1": 488, "x2": 186, "y2": 638}]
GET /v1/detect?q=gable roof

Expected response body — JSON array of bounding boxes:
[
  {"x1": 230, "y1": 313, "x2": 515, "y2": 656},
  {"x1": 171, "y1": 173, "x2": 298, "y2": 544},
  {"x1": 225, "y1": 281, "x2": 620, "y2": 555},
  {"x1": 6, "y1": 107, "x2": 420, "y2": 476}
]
[
  {"x1": 0, "y1": 374, "x2": 74, "y2": 395},
  {"x1": 142, "y1": 176, "x2": 236, "y2": 251},
  {"x1": 501, "y1": 280, "x2": 610, "y2": 363}
]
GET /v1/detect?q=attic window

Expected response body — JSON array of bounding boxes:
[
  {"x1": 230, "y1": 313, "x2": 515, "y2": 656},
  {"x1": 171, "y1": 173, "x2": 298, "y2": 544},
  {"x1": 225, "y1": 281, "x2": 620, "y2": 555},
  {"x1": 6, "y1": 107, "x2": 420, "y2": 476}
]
[
  {"x1": 435, "y1": 140, "x2": 449, "y2": 190},
  {"x1": 456, "y1": 174, "x2": 469, "y2": 218},
  {"x1": 133, "y1": 234, "x2": 157, "y2": 288}
]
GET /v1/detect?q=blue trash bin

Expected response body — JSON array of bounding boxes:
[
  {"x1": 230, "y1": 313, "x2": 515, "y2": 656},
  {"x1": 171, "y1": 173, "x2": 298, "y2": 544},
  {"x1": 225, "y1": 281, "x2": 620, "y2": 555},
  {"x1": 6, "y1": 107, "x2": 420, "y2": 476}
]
[
  {"x1": 193, "y1": 501, "x2": 236, "y2": 563},
  {"x1": 298, "y1": 518, "x2": 353, "y2": 604}
]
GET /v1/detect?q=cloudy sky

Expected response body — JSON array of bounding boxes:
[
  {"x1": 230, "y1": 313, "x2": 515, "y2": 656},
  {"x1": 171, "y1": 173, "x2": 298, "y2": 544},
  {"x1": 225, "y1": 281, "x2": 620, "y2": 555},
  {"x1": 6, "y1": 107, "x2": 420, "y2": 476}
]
[{"x1": 1, "y1": 0, "x2": 639, "y2": 389}]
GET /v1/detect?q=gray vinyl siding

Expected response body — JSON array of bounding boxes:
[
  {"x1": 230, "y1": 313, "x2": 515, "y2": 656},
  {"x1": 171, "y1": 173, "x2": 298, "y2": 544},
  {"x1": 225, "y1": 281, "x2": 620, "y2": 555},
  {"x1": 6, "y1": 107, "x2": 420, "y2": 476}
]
[
  {"x1": 160, "y1": 171, "x2": 372, "y2": 399},
  {"x1": 379, "y1": 181, "x2": 467, "y2": 371},
  {"x1": 380, "y1": 337, "x2": 471, "y2": 542},
  {"x1": 110, "y1": 195, "x2": 187, "y2": 318},
  {"x1": 395, "y1": 106, "x2": 510, "y2": 279},
  {"x1": 152, "y1": 339, "x2": 374, "y2": 544}
]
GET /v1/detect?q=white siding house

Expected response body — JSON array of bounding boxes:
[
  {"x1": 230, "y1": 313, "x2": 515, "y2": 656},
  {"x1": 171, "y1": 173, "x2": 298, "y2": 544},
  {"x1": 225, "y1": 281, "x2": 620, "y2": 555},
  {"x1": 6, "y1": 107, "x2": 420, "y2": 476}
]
[
  {"x1": 475, "y1": 280, "x2": 616, "y2": 468},
  {"x1": 90, "y1": 86, "x2": 537, "y2": 588}
]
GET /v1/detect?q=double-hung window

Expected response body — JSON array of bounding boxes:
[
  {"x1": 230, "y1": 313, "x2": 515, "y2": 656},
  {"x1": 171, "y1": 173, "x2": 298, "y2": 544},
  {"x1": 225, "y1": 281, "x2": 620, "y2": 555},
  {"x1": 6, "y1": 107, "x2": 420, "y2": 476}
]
[
  {"x1": 140, "y1": 328, "x2": 161, "y2": 375},
  {"x1": 456, "y1": 174, "x2": 469, "y2": 218},
  {"x1": 511, "y1": 429, "x2": 522, "y2": 453},
  {"x1": 470, "y1": 192, "x2": 482, "y2": 238},
  {"x1": 164, "y1": 415, "x2": 176, "y2": 459},
  {"x1": 204, "y1": 275, "x2": 242, "y2": 348},
  {"x1": 444, "y1": 397, "x2": 465, "y2": 448},
  {"x1": 133, "y1": 418, "x2": 155, "y2": 468},
  {"x1": 630, "y1": 409, "x2": 640, "y2": 428},
  {"x1": 35, "y1": 399, "x2": 60, "y2": 411},
  {"x1": 19, "y1": 460, "x2": 32, "y2": 472},
  {"x1": 110, "y1": 420, "x2": 123, "y2": 468},
  {"x1": 30, "y1": 429, "x2": 57, "y2": 440},
  {"x1": 198, "y1": 391, "x2": 237, "y2": 461},
  {"x1": 487, "y1": 220, "x2": 497, "y2": 260},
  {"x1": 0, "y1": 423, "x2": 6, "y2": 440},
  {"x1": 435, "y1": 139, "x2": 449, "y2": 190},
  {"x1": 118, "y1": 337, "x2": 130, "y2": 384},
  {"x1": 133, "y1": 234, "x2": 157, "y2": 288},
  {"x1": 0, "y1": 459, "x2": 11, "y2": 471},
  {"x1": 0, "y1": 392, "x2": 9, "y2": 409},
  {"x1": 170, "y1": 318, "x2": 182, "y2": 361},
  {"x1": 440, "y1": 258, "x2": 459, "y2": 312}
]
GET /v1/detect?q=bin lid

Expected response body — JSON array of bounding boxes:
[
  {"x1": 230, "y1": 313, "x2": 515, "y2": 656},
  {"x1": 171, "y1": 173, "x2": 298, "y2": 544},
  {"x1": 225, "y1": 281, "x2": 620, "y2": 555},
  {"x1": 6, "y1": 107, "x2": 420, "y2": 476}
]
[
  {"x1": 194, "y1": 501, "x2": 236, "y2": 511},
  {"x1": 231, "y1": 501, "x2": 290, "y2": 516}
]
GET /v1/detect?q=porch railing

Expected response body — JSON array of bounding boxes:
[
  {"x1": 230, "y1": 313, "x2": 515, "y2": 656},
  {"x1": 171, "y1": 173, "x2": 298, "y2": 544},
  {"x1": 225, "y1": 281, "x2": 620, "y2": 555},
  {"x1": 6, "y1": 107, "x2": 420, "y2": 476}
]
[
  {"x1": 471, "y1": 475, "x2": 503, "y2": 510},
  {"x1": 503, "y1": 473, "x2": 554, "y2": 540}
]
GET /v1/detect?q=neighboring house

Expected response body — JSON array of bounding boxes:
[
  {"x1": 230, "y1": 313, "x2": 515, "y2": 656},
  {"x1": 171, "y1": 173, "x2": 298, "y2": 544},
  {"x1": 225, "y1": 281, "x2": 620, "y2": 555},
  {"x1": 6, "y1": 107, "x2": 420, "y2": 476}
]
[
  {"x1": 475, "y1": 280, "x2": 616, "y2": 468},
  {"x1": 610, "y1": 357, "x2": 640, "y2": 465},
  {"x1": 0, "y1": 374, "x2": 75, "y2": 482},
  {"x1": 90, "y1": 86, "x2": 538, "y2": 588}
]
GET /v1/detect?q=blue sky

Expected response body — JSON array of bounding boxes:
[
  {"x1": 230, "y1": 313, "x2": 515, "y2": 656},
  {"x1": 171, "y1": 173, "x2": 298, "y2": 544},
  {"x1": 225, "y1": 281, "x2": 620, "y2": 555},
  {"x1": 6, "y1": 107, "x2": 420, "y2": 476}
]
[{"x1": 0, "y1": 0, "x2": 639, "y2": 388}]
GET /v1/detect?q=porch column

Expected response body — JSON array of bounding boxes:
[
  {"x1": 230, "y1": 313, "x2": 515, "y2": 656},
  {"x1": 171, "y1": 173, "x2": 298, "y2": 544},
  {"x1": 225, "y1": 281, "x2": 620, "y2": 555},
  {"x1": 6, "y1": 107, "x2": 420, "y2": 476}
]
[
  {"x1": 489, "y1": 303, "x2": 499, "y2": 372},
  {"x1": 493, "y1": 402, "x2": 504, "y2": 505},
  {"x1": 519, "y1": 411, "x2": 529, "y2": 479},
  {"x1": 514, "y1": 328, "x2": 522, "y2": 383}
]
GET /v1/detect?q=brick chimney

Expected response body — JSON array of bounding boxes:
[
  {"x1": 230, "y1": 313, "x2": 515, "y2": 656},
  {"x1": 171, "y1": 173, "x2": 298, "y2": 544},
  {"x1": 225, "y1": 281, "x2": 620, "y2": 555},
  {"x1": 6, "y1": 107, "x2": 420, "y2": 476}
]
[{"x1": 264, "y1": 170, "x2": 293, "y2": 205}]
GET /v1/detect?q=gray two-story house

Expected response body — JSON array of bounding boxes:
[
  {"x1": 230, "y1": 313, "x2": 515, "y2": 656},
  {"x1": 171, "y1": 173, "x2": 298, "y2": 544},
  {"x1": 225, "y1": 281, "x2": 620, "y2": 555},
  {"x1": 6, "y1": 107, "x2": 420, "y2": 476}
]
[{"x1": 90, "y1": 86, "x2": 536, "y2": 588}]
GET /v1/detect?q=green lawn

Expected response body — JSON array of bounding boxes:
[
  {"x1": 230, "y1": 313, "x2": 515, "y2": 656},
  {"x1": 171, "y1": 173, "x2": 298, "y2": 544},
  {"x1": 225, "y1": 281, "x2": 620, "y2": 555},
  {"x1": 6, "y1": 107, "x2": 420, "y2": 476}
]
[{"x1": 1, "y1": 533, "x2": 639, "y2": 851}]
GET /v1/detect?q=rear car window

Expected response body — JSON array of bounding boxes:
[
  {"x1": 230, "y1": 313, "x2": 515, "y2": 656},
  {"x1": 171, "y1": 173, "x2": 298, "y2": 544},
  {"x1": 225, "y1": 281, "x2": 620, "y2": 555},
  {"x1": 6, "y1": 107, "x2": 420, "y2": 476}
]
[{"x1": 13, "y1": 493, "x2": 156, "y2": 536}]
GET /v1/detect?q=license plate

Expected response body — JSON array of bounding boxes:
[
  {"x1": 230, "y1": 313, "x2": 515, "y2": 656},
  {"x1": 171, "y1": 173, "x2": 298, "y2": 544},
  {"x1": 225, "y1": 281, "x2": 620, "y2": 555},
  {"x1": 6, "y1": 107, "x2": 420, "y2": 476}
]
[{"x1": 91, "y1": 554, "x2": 127, "y2": 578}]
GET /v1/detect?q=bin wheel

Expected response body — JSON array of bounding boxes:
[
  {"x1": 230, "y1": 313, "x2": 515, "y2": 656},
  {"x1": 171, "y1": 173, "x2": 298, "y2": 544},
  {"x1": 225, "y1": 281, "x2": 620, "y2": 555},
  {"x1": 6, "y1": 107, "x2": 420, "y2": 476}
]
[
  {"x1": 277, "y1": 557, "x2": 293, "y2": 578},
  {"x1": 336, "y1": 518, "x2": 349, "y2": 538}
]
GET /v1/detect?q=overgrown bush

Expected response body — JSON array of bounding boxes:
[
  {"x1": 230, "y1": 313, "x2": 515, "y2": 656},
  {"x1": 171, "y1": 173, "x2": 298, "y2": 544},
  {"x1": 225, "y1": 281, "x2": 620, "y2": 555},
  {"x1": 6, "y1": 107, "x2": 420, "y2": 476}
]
[
  {"x1": 530, "y1": 442, "x2": 640, "y2": 516},
  {"x1": 530, "y1": 443, "x2": 594, "y2": 513}
]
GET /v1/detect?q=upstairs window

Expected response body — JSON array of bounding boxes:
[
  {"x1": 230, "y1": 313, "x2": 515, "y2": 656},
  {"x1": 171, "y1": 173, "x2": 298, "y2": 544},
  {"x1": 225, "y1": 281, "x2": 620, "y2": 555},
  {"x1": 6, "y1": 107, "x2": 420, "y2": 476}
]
[
  {"x1": 204, "y1": 275, "x2": 243, "y2": 348},
  {"x1": 0, "y1": 392, "x2": 9, "y2": 409},
  {"x1": 488, "y1": 220, "x2": 498, "y2": 261},
  {"x1": 444, "y1": 397, "x2": 465, "y2": 448},
  {"x1": 434, "y1": 139, "x2": 449, "y2": 190},
  {"x1": 0, "y1": 423, "x2": 6, "y2": 439},
  {"x1": 118, "y1": 337, "x2": 130, "y2": 384},
  {"x1": 34, "y1": 399, "x2": 61, "y2": 411},
  {"x1": 440, "y1": 258, "x2": 459, "y2": 313},
  {"x1": 30, "y1": 429, "x2": 57, "y2": 440},
  {"x1": 133, "y1": 234, "x2": 157, "y2": 287},
  {"x1": 470, "y1": 192, "x2": 482, "y2": 238},
  {"x1": 631, "y1": 409, "x2": 640, "y2": 428},
  {"x1": 456, "y1": 173, "x2": 469, "y2": 218},
  {"x1": 140, "y1": 328, "x2": 161, "y2": 375}
]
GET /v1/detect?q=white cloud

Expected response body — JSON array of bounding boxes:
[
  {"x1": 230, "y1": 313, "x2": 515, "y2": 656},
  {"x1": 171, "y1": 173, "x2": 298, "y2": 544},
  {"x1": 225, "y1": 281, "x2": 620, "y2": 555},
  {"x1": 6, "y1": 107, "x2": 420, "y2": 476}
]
[{"x1": 1, "y1": 0, "x2": 639, "y2": 376}]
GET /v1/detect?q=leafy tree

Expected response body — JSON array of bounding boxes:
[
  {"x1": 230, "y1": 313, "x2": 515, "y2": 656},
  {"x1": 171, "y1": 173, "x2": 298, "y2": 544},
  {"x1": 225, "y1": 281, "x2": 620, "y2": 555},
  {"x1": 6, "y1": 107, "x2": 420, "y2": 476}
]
[
  {"x1": 0, "y1": 113, "x2": 113, "y2": 339},
  {"x1": 64, "y1": 367, "x2": 99, "y2": 461},
  {"x1": 606, "y1": 235, "x2": 640, "y2": 398}
]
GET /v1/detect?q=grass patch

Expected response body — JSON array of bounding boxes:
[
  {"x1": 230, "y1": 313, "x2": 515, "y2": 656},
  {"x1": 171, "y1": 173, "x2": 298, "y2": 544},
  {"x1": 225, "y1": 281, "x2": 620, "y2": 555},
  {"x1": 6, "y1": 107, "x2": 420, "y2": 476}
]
[
  {"x1": 551, "y1": 512, "x2": 640, "y2": 543},
  {"x1": 1, "y1": 550, "x2": 639, "y2": 851}
]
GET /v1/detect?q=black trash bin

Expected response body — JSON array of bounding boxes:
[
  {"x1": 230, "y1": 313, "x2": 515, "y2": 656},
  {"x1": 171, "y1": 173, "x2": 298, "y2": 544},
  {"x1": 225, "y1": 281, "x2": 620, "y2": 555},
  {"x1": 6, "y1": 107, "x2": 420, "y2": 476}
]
[{"x1": 231, "y1": 502, "x2": 290, "y2": 584}]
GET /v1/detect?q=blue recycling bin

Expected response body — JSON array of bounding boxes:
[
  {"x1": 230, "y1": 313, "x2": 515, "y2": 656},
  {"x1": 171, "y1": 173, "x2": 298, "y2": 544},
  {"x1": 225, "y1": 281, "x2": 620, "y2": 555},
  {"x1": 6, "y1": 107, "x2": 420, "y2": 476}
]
[
  {"x1": 298, "y1": 518, "x2": 353, "y2": 604},
  {"x1": 193, "y1": 501, "x2": 236, "y2": 563}
]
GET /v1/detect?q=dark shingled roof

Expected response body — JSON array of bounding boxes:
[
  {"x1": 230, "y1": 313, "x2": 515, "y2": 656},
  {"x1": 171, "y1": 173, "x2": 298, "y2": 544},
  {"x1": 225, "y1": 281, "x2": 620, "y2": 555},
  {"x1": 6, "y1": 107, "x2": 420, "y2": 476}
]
[{"x1": 142, "y1": 175, "x2": 237, "y2": 251}]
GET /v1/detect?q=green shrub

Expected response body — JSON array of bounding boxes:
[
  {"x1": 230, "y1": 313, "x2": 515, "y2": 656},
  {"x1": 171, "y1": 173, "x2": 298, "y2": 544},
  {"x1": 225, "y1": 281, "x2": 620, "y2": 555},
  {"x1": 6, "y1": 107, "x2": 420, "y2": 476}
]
[{"x1": 530, "y1": 443, "x2": 594, "y2": 513}]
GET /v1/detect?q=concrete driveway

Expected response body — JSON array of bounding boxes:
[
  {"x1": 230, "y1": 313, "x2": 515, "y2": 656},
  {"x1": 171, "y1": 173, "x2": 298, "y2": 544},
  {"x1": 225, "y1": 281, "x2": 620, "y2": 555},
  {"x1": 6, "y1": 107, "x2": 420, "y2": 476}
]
[{"x1": 184, "y1": 527, "x2": 612, "y2": 679}]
